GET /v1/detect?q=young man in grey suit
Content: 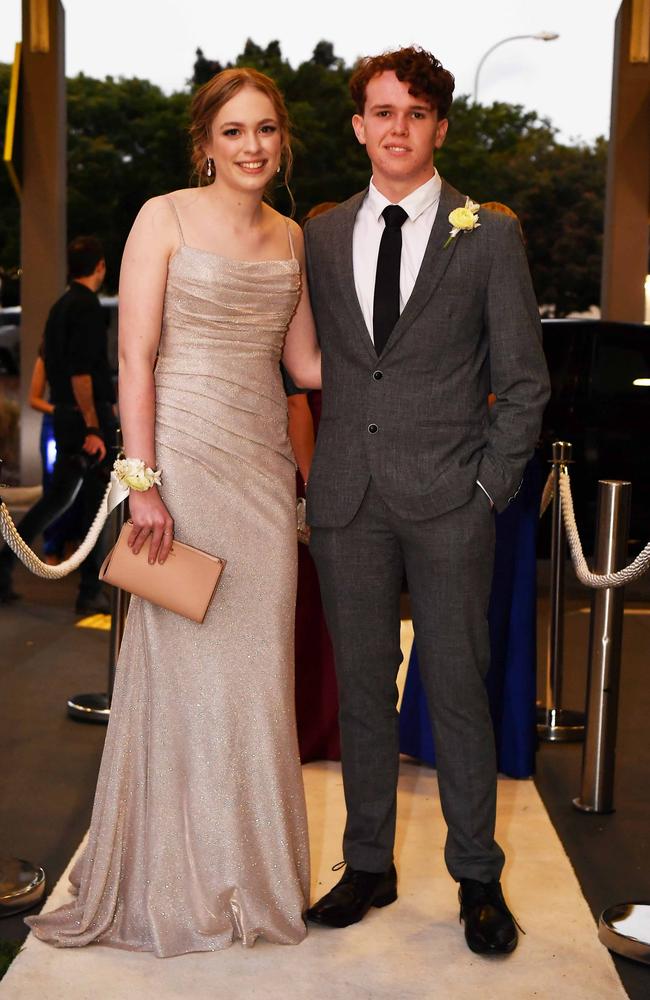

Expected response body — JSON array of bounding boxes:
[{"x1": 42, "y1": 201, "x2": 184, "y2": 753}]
[{"x1": 303, "y1": 47, "x2": 550, "y2": 954}]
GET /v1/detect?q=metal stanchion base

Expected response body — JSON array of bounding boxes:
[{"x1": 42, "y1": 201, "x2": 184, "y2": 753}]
[
  {"x1": 536, "y1": 706, "x2": 585, "y2": 742},
  {"x1": 599, "y1": 903, "x2": 650, "y2": 964},
  {"x1": 572, "y1": 795, "x2": 614, "y2": 814},
  {"x1": 67, "y1": 692, "x2": 110, "y2": 723},
  {"x1": 0, "y1": 858, "x2": 45, "y2": 917}
]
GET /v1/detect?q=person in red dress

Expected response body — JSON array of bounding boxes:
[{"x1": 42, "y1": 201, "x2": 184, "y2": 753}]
[{"x1": 285, "y1": 201, "x2": 341, "y2": 763}]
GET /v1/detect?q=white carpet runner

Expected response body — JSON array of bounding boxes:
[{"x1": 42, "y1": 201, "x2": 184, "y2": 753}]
[{"x1": 1, "y1": 760, "x2": 627, "y2": 1000}]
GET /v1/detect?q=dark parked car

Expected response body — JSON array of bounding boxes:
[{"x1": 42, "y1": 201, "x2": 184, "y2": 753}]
[{"x1": 540, "y1": 319, "x2": 650, "y2": 552}]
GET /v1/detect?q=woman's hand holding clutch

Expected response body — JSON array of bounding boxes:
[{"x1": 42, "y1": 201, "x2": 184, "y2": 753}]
[{"x1": 128, "y1": 489, "x2": 175, "y2": 565}]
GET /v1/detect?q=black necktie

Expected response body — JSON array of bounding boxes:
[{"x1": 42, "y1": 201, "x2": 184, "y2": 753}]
[{"x1": 373, "y1": 204, "x2": 408, "y2": 355}]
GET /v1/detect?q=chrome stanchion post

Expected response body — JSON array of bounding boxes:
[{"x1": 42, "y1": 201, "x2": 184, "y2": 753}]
[
  {"x1": 574, "y1": 480, "x2": 631, "y2": 814},
  {"x1": 68, "y1": 430, "x2": 128, "y2": 722},
  {"x1": 537, "y1": 441, "x2": 585, "y2": 741},
  {"x1": 0, "y1": 458, "x2": 47, "y2": 916},
  {"x1": 589, "y1": 487, "x2": 646, "y2": 966}
]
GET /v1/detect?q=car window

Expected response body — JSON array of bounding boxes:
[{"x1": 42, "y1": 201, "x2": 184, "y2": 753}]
[{"x1": 591, "y1": 331, "x2": 650, "y2": 398}]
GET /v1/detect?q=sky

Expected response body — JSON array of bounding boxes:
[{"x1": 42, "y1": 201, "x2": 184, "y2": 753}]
[{"x1": 1, "y1": 0, "x2": 622, "y2": 145}]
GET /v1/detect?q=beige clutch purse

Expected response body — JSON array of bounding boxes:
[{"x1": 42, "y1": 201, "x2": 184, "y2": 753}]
[{"x1": 99, "y1": 522, "x2": 226, "y2": 623}]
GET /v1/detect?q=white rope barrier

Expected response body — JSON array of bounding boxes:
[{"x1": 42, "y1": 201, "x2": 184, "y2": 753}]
[
  {"x1": 3, "y1": 463, "x2": 648, "y2": 589},
  {"x1": 558, "y1": 469, "x2": 650, "y2": 589},
  {"x1": 0, "y1": 482, "x2": 111, "y2": 579}
]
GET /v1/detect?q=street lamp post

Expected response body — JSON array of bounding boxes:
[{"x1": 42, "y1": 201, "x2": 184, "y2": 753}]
[{"x1": 473, "y1": 32, "x2": 560, "y2": 104}]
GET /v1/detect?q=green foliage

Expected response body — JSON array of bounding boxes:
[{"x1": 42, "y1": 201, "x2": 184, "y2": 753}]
[
  {"x1": 282, "y1": 49, "x2": 368, "y2": 220},
  {"x1": 192, "y1": 48, "x2": 223, "y2": 87},
  {"x1": 67, "y1": 74, "x2": 191, "y2": 291},
  {"x1": 437, "y1": 98, "x2": 607, "y2": 313},
  {"x1": 0, "y1": 41, "x2": 607, "y2": 313}
]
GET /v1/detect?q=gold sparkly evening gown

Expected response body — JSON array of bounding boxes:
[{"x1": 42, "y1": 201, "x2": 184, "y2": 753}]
[{"x1": 26, "y1": 200, "x2": 310, "y2": 957}]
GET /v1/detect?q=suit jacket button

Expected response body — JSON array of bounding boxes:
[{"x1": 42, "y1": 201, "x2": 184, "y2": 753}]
[
  {"x1": 373, "y1": 370, "x2": 383, "y2": 381},
  {"x1": 368, "y1": 423, "x2": 378, "y2": 434}
]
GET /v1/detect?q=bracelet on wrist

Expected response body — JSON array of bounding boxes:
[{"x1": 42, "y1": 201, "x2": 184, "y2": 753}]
[
  {"x1": 113, "y1": 457, "x2": 162, "y2": 493},
  {"x1": 85, "y1": 425, "x2": 103, "y2": 439}
]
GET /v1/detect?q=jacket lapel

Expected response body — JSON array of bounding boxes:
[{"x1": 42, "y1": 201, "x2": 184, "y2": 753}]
[
  {"x1": 331, "y1": 190, "x2": 377, "y2": 362},
  {"x1": 379, "y1": 180, "x2": 467, "y2": 360}
]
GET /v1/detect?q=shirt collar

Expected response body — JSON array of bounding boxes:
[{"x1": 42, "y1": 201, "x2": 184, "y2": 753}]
[
  {"x1": 70, "y1": 281, "x2": 96, "y2": 298},
  {"x1": 367, "y1": 172, "x2": 442, "y2": 223}
]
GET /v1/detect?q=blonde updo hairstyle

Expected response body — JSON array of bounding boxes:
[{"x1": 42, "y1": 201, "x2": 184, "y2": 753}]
[{"x1": 189, "y1": 67, "x2": 293, "y2": 198}]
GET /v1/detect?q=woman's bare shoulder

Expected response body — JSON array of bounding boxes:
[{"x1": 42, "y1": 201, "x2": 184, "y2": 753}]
[
  {"x1": 286, "y1": 216, "x2": 305, "y2": 257},
  {"x1": 285, "y1": 216, "x2": 303, "y2": 241},
  {"x1": 164, "y1": 187, "x2": 207, "y2": 209},
  {"x1": 125, "y1": 195, "x2": 182, "y2": 256},
  {"x1": 267, "y1": 207, "x2": 303, "y2": 246},
  {"x1": 135, "y1": 188, "x2": 201, "y2": 221},
  {"x1": 133, "y1": 194, "x2": 176, "y2": 230}
]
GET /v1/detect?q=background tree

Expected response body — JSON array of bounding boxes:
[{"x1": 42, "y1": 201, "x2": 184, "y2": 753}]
[
  {"x1": 66, "y1": 73, "x2": 191, "y2": 291},
  {"x1": 436, "y1": 98, "x2": 606, "y2": 313},
  {"x1": 192, "y1": 48, "x2": 223, "y2": 87},
  {"x1": 0, "y1": 40, "x2": 607, "y2": 313}
]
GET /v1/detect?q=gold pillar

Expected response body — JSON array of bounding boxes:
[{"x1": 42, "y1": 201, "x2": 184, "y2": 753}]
[
  {"x1": 601, "y1": 0, "x2": 650, "y2": 322},
  {"x1": 19, "y1": 0, "x2": 66, "y2": 484}
]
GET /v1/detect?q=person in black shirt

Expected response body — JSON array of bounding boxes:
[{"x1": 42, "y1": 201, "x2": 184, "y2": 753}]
[{"x1": 0, "y1": 236, "x2": 117, "y2": 613}]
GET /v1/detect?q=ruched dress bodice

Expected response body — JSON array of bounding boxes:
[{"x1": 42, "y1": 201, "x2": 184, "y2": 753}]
[
  {"x1": 27, "y1": 231, "x2": 310, "y2": 957},
  {"x1": 156, "y1": 246, "x2": 300, "y2": 473}
]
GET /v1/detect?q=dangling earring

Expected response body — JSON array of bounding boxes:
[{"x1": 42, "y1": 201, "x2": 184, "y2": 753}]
[
  {"x1": 276, "y1": 164, "x2": 281, "y2": 174},
  {"x1": 206, "y1": 158, "x2": 214, "y2": 178}
]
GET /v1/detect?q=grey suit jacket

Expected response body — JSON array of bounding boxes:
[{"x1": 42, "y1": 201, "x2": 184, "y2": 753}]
[{"x1": 304, "y1": 180, "x2": 550, "y2": 526}]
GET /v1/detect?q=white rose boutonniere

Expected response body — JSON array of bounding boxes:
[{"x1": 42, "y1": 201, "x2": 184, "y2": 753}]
[
  {"x1": 443, "y1": 197, "x2": 481, "y2": 249},
  {"x1": 113, "y1": 457, "x2": 162, "y2": 492}
]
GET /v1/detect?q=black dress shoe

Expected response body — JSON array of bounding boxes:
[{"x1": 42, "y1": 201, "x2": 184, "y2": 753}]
[
  {"x1": 459, "y1": 878, "x2": 520, "y2": 955},
  {"x1": 75, "y1": 590, "x2": 111, "y2": 616},
  {"x1": 306, "y1": 863, "x2": 398, "y2": 928}
]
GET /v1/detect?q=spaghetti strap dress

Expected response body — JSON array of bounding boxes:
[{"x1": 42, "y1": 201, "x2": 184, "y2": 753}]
[{"x1": 26, "y1": 199, "x2": 310, "y2": 957}]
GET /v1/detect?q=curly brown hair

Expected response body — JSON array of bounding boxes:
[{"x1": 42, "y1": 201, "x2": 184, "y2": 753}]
[
  {"x1": 189, "y1": 67, "x2": 293, "y2": 190},
  {"x1": 349, "y1": 46, "x2": 455, "y2": 119}
]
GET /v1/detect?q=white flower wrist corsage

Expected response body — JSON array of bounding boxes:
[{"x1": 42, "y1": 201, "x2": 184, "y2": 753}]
[
  {"x1": 443, "y1": 197, "x2": 481, "y2": 249},
  {"x1": 107, "y1": 457, "x2": 162, "y2": 516},
  {"x1": 113, "y1": 457, "x2": 162, "y2": 493}
]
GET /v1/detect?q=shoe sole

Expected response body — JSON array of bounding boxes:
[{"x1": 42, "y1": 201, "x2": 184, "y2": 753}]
[
  {"x1": 373, "y1": 889, "x2": 398, "y2": 908},
  {"x1": 306, "y1": 889, "x2": 398, "y2": 928},
  {"x1": 463, "y1": 928, "x2": 518, "y2": 955}
]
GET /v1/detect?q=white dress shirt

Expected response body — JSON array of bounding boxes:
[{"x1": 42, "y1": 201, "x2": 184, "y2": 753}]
[
  {"x1": 352, "y1": 172, "x2": 442, "y2": 339},
  {"x1": 352, "y1": 171, "x2": 495, "y2": 507}
]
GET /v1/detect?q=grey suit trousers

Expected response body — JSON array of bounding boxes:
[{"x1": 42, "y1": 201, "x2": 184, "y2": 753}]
[{"x1": 310, "y1": 479, "x2": 506, "y2": 883}]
